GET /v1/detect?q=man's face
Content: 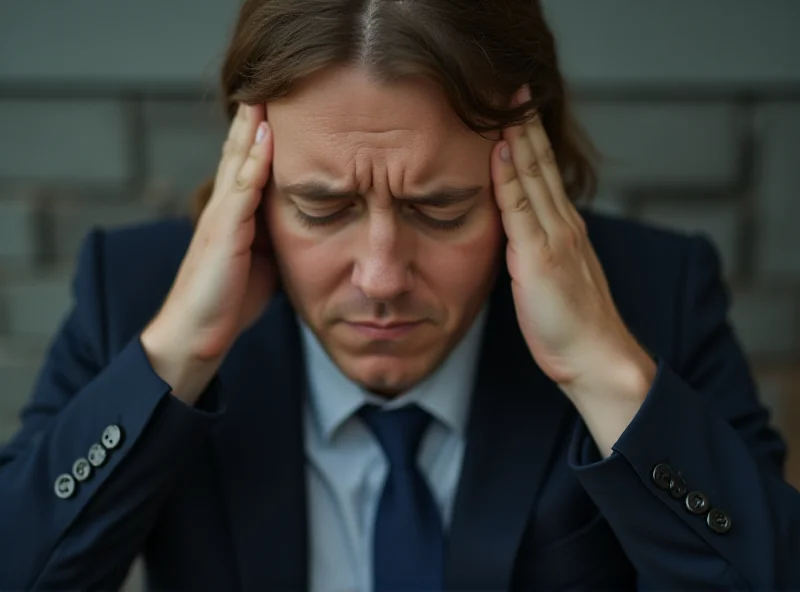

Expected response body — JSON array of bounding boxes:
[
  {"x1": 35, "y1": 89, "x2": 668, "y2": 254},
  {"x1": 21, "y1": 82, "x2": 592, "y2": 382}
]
[{"x1": 265, "y1": 65, "x2": 503, "y2": 395}]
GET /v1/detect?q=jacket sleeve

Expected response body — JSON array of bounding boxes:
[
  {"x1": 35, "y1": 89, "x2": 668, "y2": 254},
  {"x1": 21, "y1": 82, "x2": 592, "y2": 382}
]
[
  {"x1": 568, "y1": 235, "x2": 800, "y2": 591},
  {"x1": 0, "y1": 229, "x2": 225, "y2": 591}
]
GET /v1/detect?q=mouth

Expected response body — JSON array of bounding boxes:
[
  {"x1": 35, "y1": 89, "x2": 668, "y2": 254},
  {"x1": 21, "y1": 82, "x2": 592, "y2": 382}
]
[{"x1": 342, "y1": 320, "x2": 424, "y2": 339}]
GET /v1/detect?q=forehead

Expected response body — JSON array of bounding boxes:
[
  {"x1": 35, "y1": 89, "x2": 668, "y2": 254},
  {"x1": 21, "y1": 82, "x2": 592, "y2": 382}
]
[{"x1": 266, "y1": 66, "x2": 490, "y2": 184}]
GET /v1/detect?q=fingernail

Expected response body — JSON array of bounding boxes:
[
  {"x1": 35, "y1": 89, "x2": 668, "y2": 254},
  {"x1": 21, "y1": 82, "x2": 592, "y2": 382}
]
[
  {"x1": 255, "y1": 122, "x2": 267, "y2": 144},
  {"x1": 500, "y1": 143, "x2": 511, "y2": 162}
]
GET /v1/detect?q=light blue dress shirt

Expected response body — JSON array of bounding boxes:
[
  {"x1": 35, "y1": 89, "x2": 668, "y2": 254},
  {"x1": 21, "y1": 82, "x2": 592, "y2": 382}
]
[{"x1": 299, "y1": 307, "x2": 488, "y2": 592}]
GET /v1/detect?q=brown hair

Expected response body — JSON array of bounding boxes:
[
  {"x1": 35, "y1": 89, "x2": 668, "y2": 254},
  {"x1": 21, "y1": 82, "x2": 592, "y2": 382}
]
[{"x1": 193, "y1": 0, "x2": 598, "y2": 218}]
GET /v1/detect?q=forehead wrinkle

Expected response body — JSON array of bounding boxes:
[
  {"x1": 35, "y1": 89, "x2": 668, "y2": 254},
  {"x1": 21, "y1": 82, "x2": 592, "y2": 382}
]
[
  {"x1": 292, "y1": 127, "x2": 453, "y2": 193},
  {"x1": 269, "y1": 67, "x2": 491, "y2": 198}
]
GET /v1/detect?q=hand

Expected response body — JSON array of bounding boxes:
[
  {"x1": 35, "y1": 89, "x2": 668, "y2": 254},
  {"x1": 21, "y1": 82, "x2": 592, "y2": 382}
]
[
  {"x1": 490, "y1": 88, "x2": 655, "y2": 406},
  {"x1": 141, "y1": 103, "x2": 276, "y2": 404}
]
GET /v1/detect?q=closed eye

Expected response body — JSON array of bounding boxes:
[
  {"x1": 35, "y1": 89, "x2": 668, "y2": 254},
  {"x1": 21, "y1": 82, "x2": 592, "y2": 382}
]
[
  {"x1": 406, "y1": 204, "x2": 470, "y2": 230},
  {"x1": 293, "y1": 204, "x2": 353, "y2": 228}
]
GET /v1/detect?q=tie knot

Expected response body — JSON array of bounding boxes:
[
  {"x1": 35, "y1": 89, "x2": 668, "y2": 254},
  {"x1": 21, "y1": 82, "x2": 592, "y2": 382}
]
[{"x1": 359, "y1": 404, "x2": 432, "y2": 468}]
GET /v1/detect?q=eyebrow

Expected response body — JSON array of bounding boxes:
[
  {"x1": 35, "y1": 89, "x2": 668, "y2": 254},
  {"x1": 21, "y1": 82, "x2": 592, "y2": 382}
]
[{"x1": 278, "y1": 181, "x2": 484, "y2": 206}]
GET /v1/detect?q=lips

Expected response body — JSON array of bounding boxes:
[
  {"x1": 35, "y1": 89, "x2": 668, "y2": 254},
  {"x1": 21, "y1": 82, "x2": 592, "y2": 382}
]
[
  {"x1": 343, "y1": 320, "x2": 423, "y2": 339},
  {"x1": 348, "y1": 321, "x2": 420, "y2": 329}
]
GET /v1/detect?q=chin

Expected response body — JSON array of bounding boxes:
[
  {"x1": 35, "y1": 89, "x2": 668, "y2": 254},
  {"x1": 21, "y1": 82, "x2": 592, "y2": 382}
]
[{"x1": 340, "y1": 353, "x2": 433, "y2": 397}]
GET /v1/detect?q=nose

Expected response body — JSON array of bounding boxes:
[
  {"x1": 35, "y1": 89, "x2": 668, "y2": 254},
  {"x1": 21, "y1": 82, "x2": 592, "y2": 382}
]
[{"x1": 351, "y1": 211, "x2": 414, "y2": 303}]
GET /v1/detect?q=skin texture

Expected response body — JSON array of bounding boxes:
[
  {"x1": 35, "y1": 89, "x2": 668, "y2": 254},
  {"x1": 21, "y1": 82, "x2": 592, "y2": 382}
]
[{"x1": 265, "y1": 66, "x2": 504, "y2": 396}]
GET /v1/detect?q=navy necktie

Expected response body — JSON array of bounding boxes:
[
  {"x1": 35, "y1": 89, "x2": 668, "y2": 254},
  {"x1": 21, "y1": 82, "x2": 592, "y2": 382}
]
[{"x1": 359, "y1": 404, "x2": 444, "y2": 592}]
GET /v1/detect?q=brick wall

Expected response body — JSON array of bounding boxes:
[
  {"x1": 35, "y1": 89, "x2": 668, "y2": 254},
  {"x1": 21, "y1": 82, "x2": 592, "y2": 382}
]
[{"x1": 1, "y1": 1, "x2": 799, "y2": 587}]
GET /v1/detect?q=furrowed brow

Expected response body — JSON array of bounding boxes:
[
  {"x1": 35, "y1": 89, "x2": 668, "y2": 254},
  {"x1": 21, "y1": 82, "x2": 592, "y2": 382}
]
[
  {"x1": 278, "y1": 181, "x2": 360, "y2": 202},
  {"x1": 279, "y1": 181, "x2": 483, "y2": 205}
]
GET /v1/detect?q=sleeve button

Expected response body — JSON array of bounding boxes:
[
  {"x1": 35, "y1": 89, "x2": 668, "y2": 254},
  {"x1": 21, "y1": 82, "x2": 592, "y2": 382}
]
[
  {"x1": 101, "y1": 425, "x2": 124, "y2": 450},
  {"x1": 72, "y1": 458, "x2": 92, "y2": 482},
  {"x1": 707, "y1": 508, "x2": 732, "y2": 534},
  {"x1": 54, "y1": 474, "x2": 76, "y2": 499},
  {"x1": 651, "y1": 463, "x2": 673, "y2": 490},
  {"x1": 669, "y1": 474, "x2": 688, "y2": 498},
  {"x1": 685, "y1": 491, "x2": 709, "y2": 514},
  {"x1": 87, "y1": 443, "x2": 108, "y2": 467}
]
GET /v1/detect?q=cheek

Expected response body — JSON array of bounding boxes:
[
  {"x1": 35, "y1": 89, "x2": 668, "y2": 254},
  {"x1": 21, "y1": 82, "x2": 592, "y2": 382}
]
[
  {"x1": 417, "y1": 205, "x2": 503, "y2": 301},
  {"x1": 265, "y1": 193, "x2": 344, "y2": 296}
]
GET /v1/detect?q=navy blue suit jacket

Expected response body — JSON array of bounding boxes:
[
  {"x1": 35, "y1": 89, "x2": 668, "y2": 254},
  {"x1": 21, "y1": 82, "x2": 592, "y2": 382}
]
[{"x1": 1, "y1": 211, "x2": 798, "y2": 591}]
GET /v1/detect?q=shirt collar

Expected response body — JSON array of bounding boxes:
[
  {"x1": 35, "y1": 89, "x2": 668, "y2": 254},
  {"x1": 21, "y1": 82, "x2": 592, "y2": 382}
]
[{"x1": 300, "y1": 305, "x2": 489, "y2": 442}]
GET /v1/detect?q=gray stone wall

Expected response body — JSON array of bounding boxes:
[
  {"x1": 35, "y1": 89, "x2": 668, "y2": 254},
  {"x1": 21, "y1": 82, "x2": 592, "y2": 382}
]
[{"x1": 1, "y1": 1, "x2": 799, "y2": 588}]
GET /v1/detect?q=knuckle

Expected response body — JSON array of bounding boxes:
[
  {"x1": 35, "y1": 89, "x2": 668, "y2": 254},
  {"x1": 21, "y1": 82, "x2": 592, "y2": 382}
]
[
  {"x1": 512, "y1": 193, "x2": 533, "y2": 214},
  {"x1": 222, "y1": 139, "x2": 241, "y2": 159},
  {"x1": 234, "y1": 171, "x2": 252, "y2": 193},
  {"x1": 525, "y1": 159, "x2": 543, "y2": 179},
  {"x1": 541, "y1": 147, "x2": 557, "y2": 166},
  {"x1": 538, "y1": 240, "x2": 560, "y2": 269},
  {"x1": 552, "y1": 226, "x2": 579, "y2": 251},
  {"x1": 501, "y1": 166, "x2": 518, "y2": 184}
]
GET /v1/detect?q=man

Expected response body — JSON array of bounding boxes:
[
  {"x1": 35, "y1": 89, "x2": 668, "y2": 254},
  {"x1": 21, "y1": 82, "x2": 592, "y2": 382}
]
[{"x1": 1, "y1": 0, "x2": 799, "y2": 590}]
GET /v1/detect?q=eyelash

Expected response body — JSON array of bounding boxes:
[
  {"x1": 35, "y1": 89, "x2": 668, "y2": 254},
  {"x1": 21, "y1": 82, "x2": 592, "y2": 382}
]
[
  {"x1": 294, "y1": 206, "x2": 468, "y2": 231},
  {"x1": 294, "y1": 208, "x2": 350, "y2": 229}
]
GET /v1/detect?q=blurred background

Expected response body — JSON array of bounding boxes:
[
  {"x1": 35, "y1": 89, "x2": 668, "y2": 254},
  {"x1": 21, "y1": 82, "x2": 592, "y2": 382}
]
[{"x1": 0, "y1": 1, "x2": 798, "y2": 583}]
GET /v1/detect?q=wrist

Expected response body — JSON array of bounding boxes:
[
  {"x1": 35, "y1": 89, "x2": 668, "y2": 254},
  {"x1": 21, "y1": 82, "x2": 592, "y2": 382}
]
[
  {"x1": 141, "y1": 318, "x2": 224, "y2": 406},
  {"x1": 563, "y1": 342, "x2": 656, "y2": 406},
  {"x1": 564, "y1": 347, "x2": 656, "y2": 459}
]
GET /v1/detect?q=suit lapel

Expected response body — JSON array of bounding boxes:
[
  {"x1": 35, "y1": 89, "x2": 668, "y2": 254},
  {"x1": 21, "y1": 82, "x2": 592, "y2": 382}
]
[
  {"x1": 445, "y1": 274, "x2": 573, "y2": 592},
  {"x1": 211, "y1": 292, "x2": 308, "y2": 592}
]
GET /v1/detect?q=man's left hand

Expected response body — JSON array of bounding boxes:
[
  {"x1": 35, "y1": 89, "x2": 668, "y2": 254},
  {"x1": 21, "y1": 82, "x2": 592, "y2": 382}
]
[{"x1": 490, "y1": 88, "x2": 656, "y2": 451}]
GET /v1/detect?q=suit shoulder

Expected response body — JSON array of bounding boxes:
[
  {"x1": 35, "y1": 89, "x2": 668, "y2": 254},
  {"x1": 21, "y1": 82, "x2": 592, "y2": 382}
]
[
  {"x1": 100, "y1": 217, "x2": 193, "y2": 264},
  {"x1": 580, "y1": 209, "x2": 707, "y2": 282},
  {"x1": 580, "y1": 209, "x2": 719, "y2": 350},
  {"x1": 75, "y1": 217, "x2": 194, "y2": 343},
  {"x1": 582, "y1": 209, "x2": 696, "y2": 254},
  {"x1": 99, "y1": 215, "x2": 193, "y2": 290}
]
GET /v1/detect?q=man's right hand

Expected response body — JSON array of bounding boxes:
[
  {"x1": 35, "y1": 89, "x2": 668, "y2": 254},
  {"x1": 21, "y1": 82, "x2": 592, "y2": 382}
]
[{"x1": 141, "y1": 103, "x2": 276, "y2": 405}]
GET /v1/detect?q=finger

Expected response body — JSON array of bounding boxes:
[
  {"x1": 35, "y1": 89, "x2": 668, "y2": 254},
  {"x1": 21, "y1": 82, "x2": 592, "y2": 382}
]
[
  {"x1": 214, "y1": 103, "x2": 248, "y2": 190},
  {"x1": 491, "y1": 139, "x2": 543, "y2": 246},
  {"x1": 229, "y1": 121, "x2": 274, "y2": 224},
  {"x1": 524, "y1": 113, "x2": 583, "y2": 232},
  {"x1": 215, "y1": 103, "x2": 264, "y2": 196},
  {"x1": 503, "y1": 122, "x2": 563, "y2": 232}
]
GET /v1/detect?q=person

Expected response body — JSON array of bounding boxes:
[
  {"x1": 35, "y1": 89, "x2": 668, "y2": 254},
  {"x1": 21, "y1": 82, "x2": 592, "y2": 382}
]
[{"x1": 1, "y1": 0, "x2": 799, "y2": 590}]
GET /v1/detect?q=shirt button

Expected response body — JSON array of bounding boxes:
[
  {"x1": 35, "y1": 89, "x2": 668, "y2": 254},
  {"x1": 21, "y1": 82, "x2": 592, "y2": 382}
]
[
  {"x1": 651, "y1": 463, "x2": 673, "y2": 490},
  {"x1": 707, "y1": 508, "x2": 732, "y2": 534},
  {"x1": 101, "y1": 425, "x2": 124, "y2": 450},
  {"x1": 685, "y1": 491, "x2": 709, "y2": 515},
  {"x1": 72, "y1": 458, "x2": 92, "y2": 482},
  {"x1": 87, "y1": 443, "x2": 107, "y2": 467},
  {"x1": 54, "y1": 474, "x2": 76, "y2": 499}
]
